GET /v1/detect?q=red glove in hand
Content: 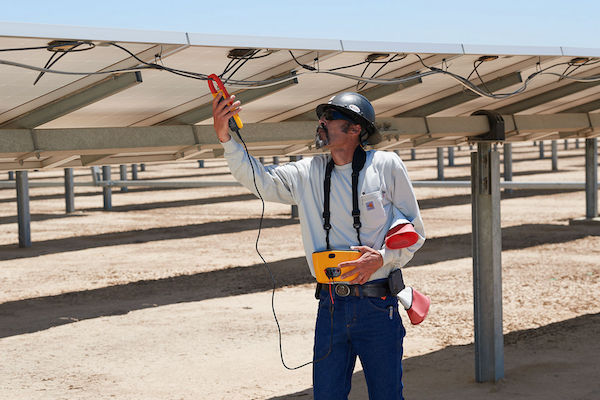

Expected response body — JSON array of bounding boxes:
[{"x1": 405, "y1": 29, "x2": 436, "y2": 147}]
[{"x1": 385, "y1": 223, "x2": 419, "y2": 249}]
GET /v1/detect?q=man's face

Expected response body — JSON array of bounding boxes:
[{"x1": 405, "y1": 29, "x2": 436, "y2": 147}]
[{"x1": 316, "y1": 109, "x2": 361, "y2": 149}]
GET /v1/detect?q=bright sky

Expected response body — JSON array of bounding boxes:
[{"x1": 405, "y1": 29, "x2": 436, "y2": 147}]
[{"x1": 3, "y1": 0, "x2": 600, "y2": 48}]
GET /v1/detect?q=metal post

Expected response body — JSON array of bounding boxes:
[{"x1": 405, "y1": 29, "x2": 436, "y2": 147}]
[
  {"x1": 259, "y1": 157, "x2": 265, "y2": 165},
  {"x1": 131, "y1": 164, "x2": 138, "y2": 180},
  {"x1": 273, "y1": 156, "x2": 279, "y2": 165},
  {"x1": 576, "y1": 139, "x2": 580, "y2": 149},
  {"x1": 198, "y1": 160, "x2": 205, "y2": 168},
  {"x1": 551, "y1": 140, "x2": 558, "y2": 171},
  {"x1": 564, "y1": 139, "x2": 568, "y2": 150},
  {"x1": 8, "y1": 171, "x2": 15, "y2": 180},
  {"x1": 64, "y1": 168, "x2": 75, "y2": 213},
  {"x1": 140, "y1": 163, "x2": 146, "y2": 172},
  {"x1": 585, "y1": 138, "x2": 598, "y2": 218},
  {"x1": 411, "y1": 149, "x2": 416, "y2": 160},
  {"x1": 289, "y1": 155, "x2": 299, "y2": 218},
  {"x1": 448, "y1": 147, "x2": 455, "y2": 166},
  {"x1": 102, "y1": 166, "x2": 112, "y2": 211},
  {"x1": 119, "y1": 165, "x2": 128, "y2": 192},
  {"x1": 471, "y1": 142, "x2": 504, "y2": 382},
  {"x1": 16, "y1": 171, "x2": 31, "y2": 248},
  {"x1": 539, "y1": 140, "x2": 545, "y2": 158},
  {"x1": 503, "y1": 143, "x2": 513, "y2": 195},
  {"x1": 437, "y1": 147, "x2": 444, "y2": 180}
]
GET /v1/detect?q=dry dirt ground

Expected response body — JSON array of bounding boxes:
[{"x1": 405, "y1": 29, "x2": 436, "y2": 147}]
[{"x1": 0, "y1": 141, "x2": 599, "y2": 400}]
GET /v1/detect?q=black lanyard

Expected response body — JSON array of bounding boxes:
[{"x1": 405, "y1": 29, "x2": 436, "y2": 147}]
[{"x1": 322, "y1": 146, "x2": 367, "y2": 250}]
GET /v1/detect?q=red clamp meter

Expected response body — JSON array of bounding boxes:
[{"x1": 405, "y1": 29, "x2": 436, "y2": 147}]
[{"x1": 207, "y1": 74, "x2": 243, "y2": 130}]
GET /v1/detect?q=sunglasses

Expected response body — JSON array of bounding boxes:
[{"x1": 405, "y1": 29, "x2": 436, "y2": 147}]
[{"x1": 321, "y1": 109, "x2": 357, "y2": 124}]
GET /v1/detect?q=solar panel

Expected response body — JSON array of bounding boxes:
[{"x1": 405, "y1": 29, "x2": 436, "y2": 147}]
[{"x1": 0, "y1": 22, "x2": 599, "y2": 171}]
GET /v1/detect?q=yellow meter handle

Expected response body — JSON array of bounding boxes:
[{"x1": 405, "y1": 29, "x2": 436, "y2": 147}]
[{"x1": 208, "y1": 73, "x2": 243, "y2": 130}]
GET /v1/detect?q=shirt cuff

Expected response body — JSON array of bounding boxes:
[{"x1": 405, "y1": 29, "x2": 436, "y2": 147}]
[
  {"x1": 378, "y1": 247, "x2": 394, "y2": 266},
  {"x1": 221, "y1": 137, "x2": 241, "y2": 155},
  {"x1": 390, "y1": 218, "x2": 411, "y2": 230}
]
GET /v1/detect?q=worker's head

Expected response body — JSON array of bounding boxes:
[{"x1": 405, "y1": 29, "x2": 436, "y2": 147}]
[{"x1": 314, "y1": 92, "x2": 381, "y2": 149}]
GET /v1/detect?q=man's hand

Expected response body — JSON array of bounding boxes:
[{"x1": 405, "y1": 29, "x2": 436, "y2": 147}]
[
  {"x1": 338, "y1": 245, "x2": 384, "y2": 285},
  {"x1": 212, "y1": 94, "x2": 241, "y2": 143}
]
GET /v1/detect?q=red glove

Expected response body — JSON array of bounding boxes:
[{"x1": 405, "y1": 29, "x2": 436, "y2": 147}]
[{"x1": 385, "y1": 223, "x2": 419, "y2": 249}]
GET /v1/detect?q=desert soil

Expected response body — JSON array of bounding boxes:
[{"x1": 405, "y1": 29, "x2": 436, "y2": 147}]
[{"x1": 0, "y1": 141, "x2": 598, "y2": 399}]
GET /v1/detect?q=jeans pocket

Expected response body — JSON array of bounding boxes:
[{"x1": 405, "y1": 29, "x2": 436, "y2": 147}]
[{"x1": 364, "y1": 296, "x2": 397, "y2": 314}]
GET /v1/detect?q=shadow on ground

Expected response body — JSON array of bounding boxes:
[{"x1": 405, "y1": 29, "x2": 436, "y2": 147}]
[
  {"x1": 0, "y1": 217, "x2": 296, "y2": 261},
  {"x1": 408, "y1": 221, "x2": 599, "y2": 267},
  {"x1": 0, "y1": 187, "x2": 252, "y2": 205},
  {"x1": 2, "y1": 220, "x2": 598, "y2": 338},
  {"x1": 417, "y1": 188, "x2": 581, "y2": 210},
  {"x1": 268, "y1": 313, "x2": 600, "y2": 400},
  {"x1": 0, "y1": 212, "x2": 87, "y2": 226},
  {"x1": 0, "y1": 256, "x2": 311, "y2": 338},
  {"x1": 2, "y1": 219, "x2": 597, "y2": 264},
  {"x1": 80, "y1": 193, "x2": 256, "y2": 212}
]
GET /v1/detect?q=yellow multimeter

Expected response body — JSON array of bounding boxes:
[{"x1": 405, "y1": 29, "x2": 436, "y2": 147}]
[
  {"x1": 312, "y1": 250, "x2": 361, "y2": 284},
  {"x1": 207, "y1": 73, "x2": 243, "y2": 130}
]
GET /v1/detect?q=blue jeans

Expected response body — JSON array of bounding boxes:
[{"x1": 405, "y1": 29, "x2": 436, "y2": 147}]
[{"x1": 313, "y1": 286, "x2": 406, "y2": 400}]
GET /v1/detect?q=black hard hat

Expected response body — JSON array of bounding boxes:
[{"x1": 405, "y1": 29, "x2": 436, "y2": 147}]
[{"x1": 316, "y1": 92, "x2": 382, "y2": 145}]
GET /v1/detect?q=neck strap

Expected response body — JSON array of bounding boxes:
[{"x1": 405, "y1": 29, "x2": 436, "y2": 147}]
[{"x1": 322, "y1": 146, "x2": 367, "y2": 250}]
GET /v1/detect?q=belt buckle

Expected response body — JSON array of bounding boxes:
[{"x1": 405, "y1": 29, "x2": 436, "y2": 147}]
[{"x1": 334, "y1": 284, "x2": 351, "y2": 297}]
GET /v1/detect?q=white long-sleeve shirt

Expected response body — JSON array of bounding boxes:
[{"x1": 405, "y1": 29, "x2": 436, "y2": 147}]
[{"x1": 222, "y1": 139, "x2": 425, "y2": 281}]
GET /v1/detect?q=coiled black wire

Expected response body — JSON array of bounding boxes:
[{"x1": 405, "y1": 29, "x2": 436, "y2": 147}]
[{"x1": 229, "y1": 119, "x2": 334, "y2": 370}]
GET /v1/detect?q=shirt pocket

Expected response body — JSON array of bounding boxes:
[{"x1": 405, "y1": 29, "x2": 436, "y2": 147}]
[{"x1": 360, "y1": 190, "x2": 387, "y2": 229}]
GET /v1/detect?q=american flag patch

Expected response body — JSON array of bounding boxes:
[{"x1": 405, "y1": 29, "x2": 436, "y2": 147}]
[{"x1": 366, "y1": 201, "x2": 375, "y2": 210}]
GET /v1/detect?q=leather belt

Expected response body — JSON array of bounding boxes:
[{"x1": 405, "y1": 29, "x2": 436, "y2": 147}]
[{"x1": 317, "y1": 281, "x2": 391, "y2": 298}]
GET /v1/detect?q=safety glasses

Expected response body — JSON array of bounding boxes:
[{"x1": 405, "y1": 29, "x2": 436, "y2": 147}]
[{"x1": 321, "y1": 108, "x2": 357, "y2": 123}]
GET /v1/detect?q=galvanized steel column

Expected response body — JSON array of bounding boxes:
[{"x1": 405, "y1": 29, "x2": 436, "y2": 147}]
[
  {"x1": 503, "y1": 143, "x2": 513, "y2": 194},
  {"x1": 102, "y1": 166, "x2": 112, "y2": 211},
  {"x1": 198, "y1": 160, "x2": 204, "y2": 168},
  {"x1": 471, "y1": 142, "x2": 504, "y2": 382},
  {"x1": 289, "y1": 156, "x2": 299, "y2": 218},
  {"x1": 16, "y1": 171, "x2": 31, "y2": 248},
  {"x1": 8, "y1": 171, "x2": 14, "y2": 180},
  {"x1": 119, "y1": 165, "x2": 128, "y2": 192},
  {"x1": 411, "y1": 149, "x2": 416, "y2": 160},
  {"x1": 539, "y1": 140, "x2": 545, "y2": 158},
  {"x1": 551, "y1": 140, "x2": 558, "y2": 171},
  {"x1": 131, "y1": 164, "x2": 138, "y2": 180},
  {"x1": 437, "y1": 147, "x2": 444, "y2": 180},
  {"x1": 448, "y1": 147, "x2": 455, "y2": 166},
  {"x1": 585, "y1": 138, "x2": 598, "y2": 218},
  {"x1": 64, "y1": 168, "x2": 75, "y2": 213}
]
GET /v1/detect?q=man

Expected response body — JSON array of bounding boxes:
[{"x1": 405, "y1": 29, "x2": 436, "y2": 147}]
[{"x1": 213, "y1": 92, "x2": 425, "y2": 400}]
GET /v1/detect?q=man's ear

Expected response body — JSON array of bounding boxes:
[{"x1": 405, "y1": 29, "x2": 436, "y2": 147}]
[{"x1": 348, "y1": 123, "x2": 362, "y2": 136}]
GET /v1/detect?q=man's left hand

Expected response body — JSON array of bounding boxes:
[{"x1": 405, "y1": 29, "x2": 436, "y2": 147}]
[{"x1": 338, "y1": 246, "x2": 384, "y2": 285}]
